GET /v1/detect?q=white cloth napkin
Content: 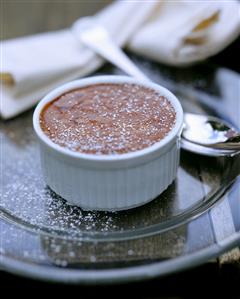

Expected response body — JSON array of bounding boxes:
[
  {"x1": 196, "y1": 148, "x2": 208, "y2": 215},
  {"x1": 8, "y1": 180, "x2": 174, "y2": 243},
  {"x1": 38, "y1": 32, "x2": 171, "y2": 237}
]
[
  {"x1": 128, "y1": 1, "x2": 240, "y2": 66},
  {"x1": 1, "y1": 0, "x2": 239, "y2": 119}
]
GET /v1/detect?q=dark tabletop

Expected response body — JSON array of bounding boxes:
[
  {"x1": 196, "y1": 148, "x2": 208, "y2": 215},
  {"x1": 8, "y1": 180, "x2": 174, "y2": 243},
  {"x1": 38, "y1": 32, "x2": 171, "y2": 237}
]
[{"x1": 1, "y1": 1, "x2": 239, "y2": 296}]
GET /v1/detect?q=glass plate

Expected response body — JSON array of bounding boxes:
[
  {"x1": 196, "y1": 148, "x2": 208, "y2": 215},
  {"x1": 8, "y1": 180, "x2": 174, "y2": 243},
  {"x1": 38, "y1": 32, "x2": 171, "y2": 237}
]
[{"x1": 0, "y1": 55, "x2": 240, "y2": 284}]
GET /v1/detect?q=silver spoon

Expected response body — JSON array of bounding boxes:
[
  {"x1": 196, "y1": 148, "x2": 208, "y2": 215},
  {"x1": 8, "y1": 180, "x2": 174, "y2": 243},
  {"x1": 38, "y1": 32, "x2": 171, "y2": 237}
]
[
  {"x1": 72, "y1": 17, "x2": 240, "y2": 157},
  {"x1": 182, "y1": 114, "x2": 240, "y2": 157}
]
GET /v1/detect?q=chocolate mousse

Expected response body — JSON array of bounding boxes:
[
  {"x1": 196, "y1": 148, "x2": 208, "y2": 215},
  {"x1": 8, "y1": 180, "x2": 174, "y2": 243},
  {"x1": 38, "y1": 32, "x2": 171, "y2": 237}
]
[{"x1": 40, "y1": 83, "x2": 176, "y2": 155}]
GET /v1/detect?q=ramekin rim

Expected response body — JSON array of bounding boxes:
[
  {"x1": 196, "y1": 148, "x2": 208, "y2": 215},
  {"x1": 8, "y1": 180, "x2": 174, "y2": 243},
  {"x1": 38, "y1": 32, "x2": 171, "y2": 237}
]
[{"x1": 33, "y1": 75, "x2": 184, "y2": 162}]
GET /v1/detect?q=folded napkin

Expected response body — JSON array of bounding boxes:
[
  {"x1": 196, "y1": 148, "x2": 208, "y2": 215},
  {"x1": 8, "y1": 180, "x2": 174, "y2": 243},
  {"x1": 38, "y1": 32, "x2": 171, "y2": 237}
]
[
  {"x1": 129, "y1": 1, "x2": 240, "y2": 66},
  {"x1": 1, "y1": 0, "x2": 239, "y2": 119}
]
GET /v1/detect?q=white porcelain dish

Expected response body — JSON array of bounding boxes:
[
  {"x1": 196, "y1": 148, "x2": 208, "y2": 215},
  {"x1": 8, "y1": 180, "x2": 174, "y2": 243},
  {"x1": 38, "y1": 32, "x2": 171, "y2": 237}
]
[{"x1": 33, "y1": 76, "x2": 183, "y2": 211}]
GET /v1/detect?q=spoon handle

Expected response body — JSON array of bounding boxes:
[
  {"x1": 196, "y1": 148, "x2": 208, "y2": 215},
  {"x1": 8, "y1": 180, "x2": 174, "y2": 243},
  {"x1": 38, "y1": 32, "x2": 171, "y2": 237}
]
[{"x1": 73, "y1": 21, "x2": 150, "y2": 82}]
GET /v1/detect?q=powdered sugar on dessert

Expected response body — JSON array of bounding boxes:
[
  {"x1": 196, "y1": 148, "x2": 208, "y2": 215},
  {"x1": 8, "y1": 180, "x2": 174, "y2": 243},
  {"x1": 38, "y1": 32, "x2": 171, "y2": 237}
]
[{"x1": 40, "y1": 83, "x2": 176, "y2": 154}]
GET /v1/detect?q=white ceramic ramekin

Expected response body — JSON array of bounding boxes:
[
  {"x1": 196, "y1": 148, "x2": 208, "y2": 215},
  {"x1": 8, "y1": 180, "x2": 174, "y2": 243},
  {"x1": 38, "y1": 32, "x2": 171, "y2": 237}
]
[{"x1": 33, "y1": 76, "x2": 183, "y2": 211}]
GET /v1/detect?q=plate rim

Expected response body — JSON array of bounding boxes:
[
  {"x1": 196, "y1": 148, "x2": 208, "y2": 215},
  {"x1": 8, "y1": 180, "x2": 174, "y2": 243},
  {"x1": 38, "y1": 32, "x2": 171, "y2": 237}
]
[{"x1": 1, "y1": 231, "x2": 239, "y2": 284}]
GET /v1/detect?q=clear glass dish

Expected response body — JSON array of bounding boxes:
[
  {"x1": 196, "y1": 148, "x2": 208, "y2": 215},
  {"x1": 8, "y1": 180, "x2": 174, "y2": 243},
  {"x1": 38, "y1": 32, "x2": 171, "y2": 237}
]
[{"x1": 1, "y1": 56, "x2": 239, "y2": 283}]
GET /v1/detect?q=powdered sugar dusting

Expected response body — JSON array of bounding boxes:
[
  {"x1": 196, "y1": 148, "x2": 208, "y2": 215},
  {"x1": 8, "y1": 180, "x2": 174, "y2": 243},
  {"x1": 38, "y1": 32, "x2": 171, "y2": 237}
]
[{"x1": 40, "y1": 83, "x2": 176, "y2": 154}]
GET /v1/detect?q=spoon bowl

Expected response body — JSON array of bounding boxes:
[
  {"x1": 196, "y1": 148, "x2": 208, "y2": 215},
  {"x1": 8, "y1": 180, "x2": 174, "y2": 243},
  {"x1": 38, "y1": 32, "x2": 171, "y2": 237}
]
[{"x1": 182, "y1": 113, "x2": 240, "y2": 152}]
